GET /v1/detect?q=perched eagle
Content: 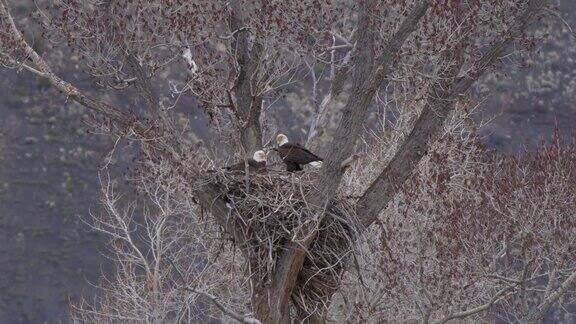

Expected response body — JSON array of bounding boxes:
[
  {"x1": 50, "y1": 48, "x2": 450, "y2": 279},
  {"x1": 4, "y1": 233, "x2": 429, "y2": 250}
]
[
  {"x1": 224, "y1": 150, "x2": 268, "y2": 172},
  {"x1": 273, "y1": 134, "x2": 323, "y2": 172}
]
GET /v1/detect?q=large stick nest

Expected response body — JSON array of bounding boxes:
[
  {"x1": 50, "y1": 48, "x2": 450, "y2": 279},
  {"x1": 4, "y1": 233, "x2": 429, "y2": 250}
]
[{"x1": 202, "y1": 169, "x2": 359, "y2": 318}]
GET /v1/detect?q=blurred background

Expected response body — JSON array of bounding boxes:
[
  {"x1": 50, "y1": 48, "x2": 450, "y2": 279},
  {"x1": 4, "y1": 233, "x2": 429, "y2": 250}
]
[{"x1": 0, "y1": 1, "x2": 574, "y2": 323}]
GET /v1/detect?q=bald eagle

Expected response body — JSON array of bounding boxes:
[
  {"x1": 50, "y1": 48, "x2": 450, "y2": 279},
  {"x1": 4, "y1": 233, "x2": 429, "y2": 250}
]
[
  {"x1": 224, "y1": 150, "x2": 268, "y2": 172},
  {"x1": 273, "y1": 134, "x2": 323, "y2": 172}
]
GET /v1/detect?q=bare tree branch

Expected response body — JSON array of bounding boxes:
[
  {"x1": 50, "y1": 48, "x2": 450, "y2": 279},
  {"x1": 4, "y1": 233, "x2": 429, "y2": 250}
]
[
  {"x1": 0, "y1": 0, "x2": 246, "y2": 253},
  {"x1": 256, "y1": 2, "x2": 431, "y2": 322},
  {"x1": 431, "y1": 286, "x2": 516, "y2": 324},
  {"x1": 125, "y1": 52, "x2": 161, "y2": 117},
  {"x1": 310, "y1": 0, "x2": 430, "y2": 208},
  {"x1": 356, "y1": 0, "x2": 550, "y2": 227},
  {"x1": 524, "y1": 268, "x2": 576, "y2": 323},
  {"x1": 170, "y1": 257, "x2": 261, "y2": 324},
  {"x1": 0, "y1": 1, "x2": 133, "y2": 126},
  {"x1": 544, "y1": 8, "x2": 576, "y2": 40}
]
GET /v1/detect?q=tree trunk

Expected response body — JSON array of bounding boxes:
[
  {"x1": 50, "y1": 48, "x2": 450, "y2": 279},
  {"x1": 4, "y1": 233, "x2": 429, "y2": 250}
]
[
  {"x1": 255, "y1": 2, "x2": 431, "y2": 322},
  {"x1": 230, "y1": 0, "x2": 263, "y2": 153}
]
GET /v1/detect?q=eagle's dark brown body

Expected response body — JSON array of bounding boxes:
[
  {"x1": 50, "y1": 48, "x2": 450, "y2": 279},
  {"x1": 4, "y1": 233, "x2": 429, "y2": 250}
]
[{"x1": 274, "y1": 143, "x2": 323, "y2": 172}]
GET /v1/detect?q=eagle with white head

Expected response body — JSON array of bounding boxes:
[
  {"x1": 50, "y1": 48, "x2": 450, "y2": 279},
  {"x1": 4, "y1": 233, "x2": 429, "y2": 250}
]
[
  {"x1": 224, "y1": 150, "x2": 268, "y2": 172},
  {"x1": 273, "y1": 134, "x2": 323, "y2": 172}
]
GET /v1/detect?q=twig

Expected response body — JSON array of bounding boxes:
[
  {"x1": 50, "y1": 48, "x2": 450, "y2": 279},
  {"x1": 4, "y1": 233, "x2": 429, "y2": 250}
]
[
  {"x1": 168, "y1": 257, "x2": 261, "y2": 324},
  {"x1": 524, "y1": 268, "x2": 576, "y2": 323},
  {"x1": 431, "y1": 286, "x2": 516, "y2": 324},
  {"x1": 544, "y1": 8, "x2": 576, "y2": 40},
  {"x1": 340, "y1": 153, "x2": 362, "y2": 171}
]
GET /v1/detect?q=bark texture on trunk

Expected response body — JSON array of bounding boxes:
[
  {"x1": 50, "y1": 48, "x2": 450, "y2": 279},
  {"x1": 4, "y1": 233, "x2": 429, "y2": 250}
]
[{"x1": 230, "y1": 0, "x2": 264, "y2": 154}]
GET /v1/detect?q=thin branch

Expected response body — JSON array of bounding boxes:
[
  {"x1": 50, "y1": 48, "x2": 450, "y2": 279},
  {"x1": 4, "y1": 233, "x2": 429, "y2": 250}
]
[
  {"x1": 0, "y1": 1, "x2": 132, "y2": 125},
  {"x1": 357, "y1": 0, "x2": 550, "y2": 227},
  {"x1": 524, "y1": 268, "x2": 576, "y2": 323},
  {"x1": 432, "y1": 286, "x2": 516, "y2": 324},
  {"x1": 169, "y1": 258, "x2": 261, "y2": 324},
  {"x1": 544, "y1": 8, "x2": 576, "y2": 40},
  {"x1": 125, "y1": 52, "x2": 161, "y2": 116},
  {"x1": 306, "y1": 43, "x2": 353, "y2": 152},
  {"x1": 0, "y1": 0, "x2": 245, "y2": 262}
]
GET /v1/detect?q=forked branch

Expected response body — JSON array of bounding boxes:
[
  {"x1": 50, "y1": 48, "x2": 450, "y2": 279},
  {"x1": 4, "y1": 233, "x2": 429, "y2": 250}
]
[
  {"x1": 0, "y1": 1, "x2": 132, "y2": 125},
  {"x1": 356, "y1": 0, "x2": 550, "y2": 228},
  {"x1": 0, "y1": 0, "x2": 243, "y2": 252},
  {"x1": 258, "y1": 2, "x2": 431, "y2": 322}
]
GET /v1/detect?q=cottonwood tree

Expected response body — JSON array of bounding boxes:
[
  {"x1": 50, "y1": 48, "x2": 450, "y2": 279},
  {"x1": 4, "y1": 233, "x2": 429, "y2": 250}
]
[
  {"x1": 335, "y1": 112, "x2": 576, "y2": 322},
  {"x1": 2, "y1": 0, "x2": 574, "y2": 323}
]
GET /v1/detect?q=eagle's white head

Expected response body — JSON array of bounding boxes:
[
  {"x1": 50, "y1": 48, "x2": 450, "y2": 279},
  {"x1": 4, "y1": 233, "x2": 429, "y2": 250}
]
[
  {"x1": 253, "y1": 150, "x2": 267, "y2": 163},
  {"x1": 309, "y1": 161, "x2": 323, "y2": 168},
  {"x1": 276, "y1": 134, "x2": 289, "y2": 146}
]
